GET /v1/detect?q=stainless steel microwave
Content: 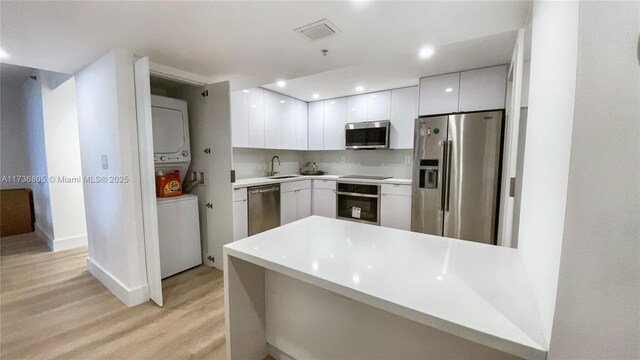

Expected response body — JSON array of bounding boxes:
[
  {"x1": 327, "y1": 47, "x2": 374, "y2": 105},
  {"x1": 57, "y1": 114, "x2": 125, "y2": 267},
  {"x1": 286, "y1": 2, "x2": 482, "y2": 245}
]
[{"x1": 345, "y1": 121, "x2": 390, "y2": 150}]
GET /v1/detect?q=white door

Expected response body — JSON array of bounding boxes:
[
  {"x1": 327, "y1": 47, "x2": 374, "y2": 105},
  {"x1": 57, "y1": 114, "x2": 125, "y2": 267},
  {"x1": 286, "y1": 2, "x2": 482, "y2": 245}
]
[
  {"x1": 312, "y1": 188, "x2": 336, "y2": 218},
  {"x1": 297, "y1": 188, "x2": 312, "y2": 220},
  {"x1": 419, "y1": 72, "x2": 460, "y2": 116},
  {"x1": 308, "y1": 101, "x2": 324, "y2": 150},
  {"x1": 295, "y1": 100, "x2": 308, "y2": 150},
  {"x1": 346, "y1": 94, "x2": 367, "y2": 123},
  {"x1": 264, "y1": 90, "x2": 282, "y2": 149},
  {"x1": 231, "y1": 90, "x2": 249, "y2": 147},
  {"x1": 323, "y1": 98, "x2": 346, "y2": 150},
  {"x1": 281, "y1": 95, "x2": 296, "y2": 150},
  {"x1": 248, "y1": 88, "x2": 265, "y2": 148},
  {"x1": 390, "y1": 87, "x2": 418, "y2": 149},
  {"x1": 281, "y1": 190, "x2": 297, "y2": 225},
  {"x1": 133, "y1": 56, "x2": 163, "y2": 306},
  {"x1": 366, "y1": 91, "x2": 391, "y2": 121}
]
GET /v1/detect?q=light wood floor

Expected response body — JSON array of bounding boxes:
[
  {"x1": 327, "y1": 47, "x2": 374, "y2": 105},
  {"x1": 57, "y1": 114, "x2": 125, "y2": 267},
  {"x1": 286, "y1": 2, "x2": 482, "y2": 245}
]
[{"x1": 0, "y1": 232, "x2": 227, "y2": 359}]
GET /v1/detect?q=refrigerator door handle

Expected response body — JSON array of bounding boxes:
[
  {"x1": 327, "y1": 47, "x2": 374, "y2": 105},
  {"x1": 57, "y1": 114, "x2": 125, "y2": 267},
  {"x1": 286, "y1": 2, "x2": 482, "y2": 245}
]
[
  {"x1": 440, "y1": 140, "x2": 448, "y2": 211},
  {"x1": 444, "y1": 140, "x2": 453, "y2": 212}
]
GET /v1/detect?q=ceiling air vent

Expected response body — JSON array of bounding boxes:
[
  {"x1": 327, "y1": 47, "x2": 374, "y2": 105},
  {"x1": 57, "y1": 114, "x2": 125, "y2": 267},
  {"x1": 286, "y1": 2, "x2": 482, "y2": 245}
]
[{"x1": 294, "y1": 19, "x2": 342, "y2": 41}]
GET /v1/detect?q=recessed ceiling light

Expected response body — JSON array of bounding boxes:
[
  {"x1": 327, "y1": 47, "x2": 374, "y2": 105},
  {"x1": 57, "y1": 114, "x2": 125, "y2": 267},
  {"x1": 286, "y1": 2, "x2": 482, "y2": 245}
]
[
  {"x1": 312, "y1": 94, "x2": 320, "y2": 99},
  {"x1": 0, "y1": 48, "x2": 8, "y2": 60},
  {"x1": 276, "y1": 80, "x2": 286, "y2": 88},
  {"x1": 419, "y1": 46, "x2": 435, "y2": 59},
  {"x1": 280, "y1": 100, "x2": 286, "y2": 103},
  {"x1": 330, "y1": 101, "x2": 336, "y2": 104},
  {"x1": 355, "y1": 86, "x2": 364, "y2": 92},
  {"x1": 243, "y1": 89, "x2": 249, "y2": 93},
  {"x1": 370, "y1": 94, "x2": 376, "y2": 98},
  {"x1": 445, "y1": 87, "x2": 453, "y2": 92},
  {"x1": 251, "y1": 104, "x2": 257, "y2": 108}
]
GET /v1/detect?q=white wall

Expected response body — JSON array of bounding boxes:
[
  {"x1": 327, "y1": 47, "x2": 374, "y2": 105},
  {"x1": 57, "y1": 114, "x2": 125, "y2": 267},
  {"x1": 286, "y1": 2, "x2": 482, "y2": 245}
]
[
  {"x1": 1, "y1": 81, "x2": 30, "y2": 190},
  {"x1": 515, "y1": 0, "x2": 579, "y2": 343},
  {"x1": 75, "y1": 49, "x2": 149, "y2": 306},
  {"x1": 549, "y1": 2, "x2": 640, "y2": 358},
  {"x1": 40, "y1": 72, "x2": 88, "y2": 250}
]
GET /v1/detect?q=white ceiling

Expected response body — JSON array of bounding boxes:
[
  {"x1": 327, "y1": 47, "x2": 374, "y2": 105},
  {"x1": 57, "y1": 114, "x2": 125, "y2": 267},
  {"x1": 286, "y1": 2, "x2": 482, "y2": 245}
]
[{"x1": 1, "y1": 1, "x2": 530, "y2": 94}]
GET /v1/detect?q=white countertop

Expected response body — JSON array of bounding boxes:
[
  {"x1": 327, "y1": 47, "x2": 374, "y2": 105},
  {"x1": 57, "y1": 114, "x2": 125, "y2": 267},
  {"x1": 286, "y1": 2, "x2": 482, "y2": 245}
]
[
  {"x1": 224, "y1": 216, "x2": 547, "y2": 359},
  {"x1": 233, "y1": 174, "x2": 412, "y2": 189}
]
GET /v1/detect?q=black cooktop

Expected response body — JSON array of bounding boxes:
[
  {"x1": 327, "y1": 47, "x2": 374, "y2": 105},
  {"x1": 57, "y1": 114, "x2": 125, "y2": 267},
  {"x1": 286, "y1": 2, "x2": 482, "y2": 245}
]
[{"x1": 339, "y1": 175, "x2": 392, "y2": 180}]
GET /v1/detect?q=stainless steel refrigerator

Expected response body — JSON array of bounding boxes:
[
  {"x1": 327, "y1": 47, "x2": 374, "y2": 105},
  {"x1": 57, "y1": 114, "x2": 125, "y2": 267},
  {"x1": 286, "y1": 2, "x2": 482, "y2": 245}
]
[{"x1": 411, "y1": 111, "x2": 503, "y2": 244}]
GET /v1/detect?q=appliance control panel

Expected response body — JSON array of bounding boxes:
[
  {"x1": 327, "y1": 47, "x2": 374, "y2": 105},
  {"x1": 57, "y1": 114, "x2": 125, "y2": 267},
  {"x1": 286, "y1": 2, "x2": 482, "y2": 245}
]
[{"x1": 154, "y1": 151, "x2": 191, "y2": 163}]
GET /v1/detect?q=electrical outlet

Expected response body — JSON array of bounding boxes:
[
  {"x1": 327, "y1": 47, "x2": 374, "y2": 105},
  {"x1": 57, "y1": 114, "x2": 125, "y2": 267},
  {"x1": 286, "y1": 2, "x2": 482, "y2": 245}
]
[
  {"x1": 341, "y1": 156, "x2": 346, "y2": 164},
  {"x1": 101, "y1": 154, "x2": 108, "y2": 170},
  {"x1": 405, "y1": 156, "x2": 411, "y2": 165}
]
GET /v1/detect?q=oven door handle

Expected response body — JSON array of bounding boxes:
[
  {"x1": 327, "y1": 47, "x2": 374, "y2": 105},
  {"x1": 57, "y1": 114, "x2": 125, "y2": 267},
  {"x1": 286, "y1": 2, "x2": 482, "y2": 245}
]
[{"x1": 336, "y1": 191, "x2": 380, "y2": 198}]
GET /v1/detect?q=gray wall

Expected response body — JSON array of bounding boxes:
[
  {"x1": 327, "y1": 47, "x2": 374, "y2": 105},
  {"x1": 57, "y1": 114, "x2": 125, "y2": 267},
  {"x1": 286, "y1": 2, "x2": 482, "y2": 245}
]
[{"x1": 549, "y1": 1, "x2": 640, "y2": 358}]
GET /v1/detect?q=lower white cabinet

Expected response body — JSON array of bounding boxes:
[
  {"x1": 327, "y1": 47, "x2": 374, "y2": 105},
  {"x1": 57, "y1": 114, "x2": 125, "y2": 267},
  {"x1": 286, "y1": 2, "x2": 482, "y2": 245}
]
[
  {"x1": 233, "y1": 188, "x2": 248, "y2": 241},
  {"x1": 312, "y1": 180, "x2": 336, "y2": 218},
  {"x1": 281, "y1": 180, "x2": 312, "y2": 225},
  {"x1": 380, "y1": 184, "x2": 412, "y2": 231}
]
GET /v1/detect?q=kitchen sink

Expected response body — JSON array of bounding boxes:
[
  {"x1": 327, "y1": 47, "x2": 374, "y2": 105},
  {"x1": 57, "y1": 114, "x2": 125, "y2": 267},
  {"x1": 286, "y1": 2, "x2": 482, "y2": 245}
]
[{"x1": 268, "y1": 175, "x2": 300, "y2": 179}]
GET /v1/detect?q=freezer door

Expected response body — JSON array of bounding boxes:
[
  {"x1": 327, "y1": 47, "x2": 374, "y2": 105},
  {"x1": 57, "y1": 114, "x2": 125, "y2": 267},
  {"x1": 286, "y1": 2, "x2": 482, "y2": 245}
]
[
  {"x1": 444, "y1": 111, "x2": 503, "y2": 244},
  {"x1": 412, "y1": 116, "x2": 448, "y2": 235}
]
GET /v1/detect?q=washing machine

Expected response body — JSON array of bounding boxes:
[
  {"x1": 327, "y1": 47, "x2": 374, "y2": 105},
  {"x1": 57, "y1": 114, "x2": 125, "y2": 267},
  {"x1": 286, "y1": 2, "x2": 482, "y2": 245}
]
[
  {"x1": 156, "y1": 194, "x2": 202, "y2": 278},
  {"x1": 151, "y1": 95, "x2": 202, "y2": 278}
]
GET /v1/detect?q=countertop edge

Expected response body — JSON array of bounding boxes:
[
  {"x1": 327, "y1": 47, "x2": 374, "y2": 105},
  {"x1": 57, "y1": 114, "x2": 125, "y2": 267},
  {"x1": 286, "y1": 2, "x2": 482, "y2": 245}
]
[
  {"x1": 232, "y1": 175, "x2": 412, "y2": 189},
  {"x1": 223, "y1": 246, "x2": 547, "y2": 360}
]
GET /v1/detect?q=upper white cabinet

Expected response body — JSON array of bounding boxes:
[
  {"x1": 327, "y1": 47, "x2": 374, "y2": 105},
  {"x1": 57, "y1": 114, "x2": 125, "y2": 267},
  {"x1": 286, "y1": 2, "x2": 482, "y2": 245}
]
[
  {"x1": 346, "y1": 94, "x2": 367, "y2": 123},
  {"x1": 280, "y1": 95, "x2": 296, "y2": 150},
  {"x1": 295, "y1": 100, "x2": 308, "y2": 150},
  {"x1": 308, "y1": 101, "x2": 324, "y2": 150},
  {"x1": 419, "y1": 72, "x2": 460, "y2": 116},
  {"x1": 366, "y1": 90, "x2": 391, "y2": 121},
  {"x1": 419, "y1": 65, "x2": 508, "y2": 116},
  {"x1": 264, "y1": 90, "x2": 282, "y2": 149},
  {"x1": 390, "y1": 86, "x2": 418, "y2": 149},
  {"x1": 323, "y1": 98, "x2": 346, "y2": 150},
  {"x1": 458, "y1": 65, "x2": 508, "y2": 112},
  {"x1": 231, "y1": 90, "x2": 249, "y2": 147},
  {"x1": 247, "y1": 88, "x2": 265, "y2": 148}
]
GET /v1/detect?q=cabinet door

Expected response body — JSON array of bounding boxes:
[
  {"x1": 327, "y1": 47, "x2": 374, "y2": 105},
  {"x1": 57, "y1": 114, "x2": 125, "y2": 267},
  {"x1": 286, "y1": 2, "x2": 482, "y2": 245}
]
[
  {"x1": 312, "y1": 188, "x2": 336, "y2": 218},
  {"x1": 233, "y1": 199, "x2": 248, "y2": 240},
  {"x1": 297, "y1": 188, "x2": 312, "y2": 220},
  {"x1": 419, "y1": 72, "x2": 460, "y2": 116},
  {"x1": 231, "y1": 90, "x2": 249, "y2": 147},
  {"x1": 323, "y1": 98, "x2": 346, "y2": 150},
  {"x1": 280, "y1": 95, "x2": 296, "y2": 150},
  {"x1": 458, "y1": 65, "x2": 508, "y2": 112},
  {"x1": 247, "y1": 88, "x2": 265, "y2": 148},
  {"x1": 308, "y1": 101, "x2": 324, "y2": 150},
  {"x1": 346, "y1": 94, "x2": 367, "y2": 123},
  {"x1": 264, "y1": 90, "x2": 282, "y2": 149},
  {"x1": 390, "y1": 87, "x2": 418, "y2": 149},
  {"x1": 366, "y1": 90, "x2": 391, "y2": 121},
  {"x1": 380, "y1": 194, "x2": 411, "y2": 230},
  {"x1": 281, "y1": 190, "x2": 297, "y2": 225},
  {"x1": 295, "y1": 100, "x2": 308, "y2": 150}
]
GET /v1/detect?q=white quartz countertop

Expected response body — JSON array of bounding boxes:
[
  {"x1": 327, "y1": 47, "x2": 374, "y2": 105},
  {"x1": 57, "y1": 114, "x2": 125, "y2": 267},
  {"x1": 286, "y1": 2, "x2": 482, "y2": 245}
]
[
  {"x1": 224, "y1": 216, "x2": 547, "y2": 359},
  {"x1": 233, "y1": 174, "x2": 412, "y2": 189}
]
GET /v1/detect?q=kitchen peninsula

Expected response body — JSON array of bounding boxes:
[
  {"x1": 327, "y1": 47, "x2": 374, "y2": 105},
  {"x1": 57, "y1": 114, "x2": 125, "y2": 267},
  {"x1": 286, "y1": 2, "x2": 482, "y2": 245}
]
[{"x1": 224, "y1": 216, "x2": 547, "y2": 360}]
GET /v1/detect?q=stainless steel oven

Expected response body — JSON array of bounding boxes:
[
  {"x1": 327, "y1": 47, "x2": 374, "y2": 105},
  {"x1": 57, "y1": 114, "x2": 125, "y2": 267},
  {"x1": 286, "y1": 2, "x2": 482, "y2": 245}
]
[
  {"x1": 345, "y1": 121, "x2": 390, "y2": 149},
  {"x1": 336, "y1": 182, "x2": 380, "y2": 225}
]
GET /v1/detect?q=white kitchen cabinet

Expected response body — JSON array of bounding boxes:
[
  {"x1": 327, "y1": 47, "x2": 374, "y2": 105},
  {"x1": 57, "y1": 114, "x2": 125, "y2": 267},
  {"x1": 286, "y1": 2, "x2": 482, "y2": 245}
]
[
  {"x1": 280, "y1": 95, "x2": 296, "y2": 150},
  {"x1": 248, "y1": 88, "x2": 265, "y2": 148},
  {"x1": 312, "y1": 180, "x2": 336, "y2": 218},
  {"x1": 323, "y1": 98, "x2": 346, "y2": 150},
  {"x1": 366, "y1": 90, "x2": 391, "y2": 121},
  {"x1": 308, "y1": 101, "x2": 324, "y2": 150},
  {"x1": 264, "y1": 90, "x2": 282, "y2": 149},
  {"x1": 380, "y1": 184, "x2": 412, "y2": 231},
  {"x1": 281, "y1": 180, "x2": 312, "y2": 225},
  {"x1": 458, "y1": 65, "x2": 508, "y2": 112},
  {"x1": 233, "y1": 188, "x2": 248, "y2": 241},
  {"x1": 231, "y1": 90, "x2": 249, "y2": 147},
  {"x1": 390, "y1": 86, "x2": 418, "y2": 149},
  {"x1": 295, "y1": 99, "x2": 308, "y2": 150},
  {"x1": 346, "y1": 94, "x2": 367, "y2": 123},
  {"x1": 419, "y1": 72, "x2": 460, "y2": 116}
]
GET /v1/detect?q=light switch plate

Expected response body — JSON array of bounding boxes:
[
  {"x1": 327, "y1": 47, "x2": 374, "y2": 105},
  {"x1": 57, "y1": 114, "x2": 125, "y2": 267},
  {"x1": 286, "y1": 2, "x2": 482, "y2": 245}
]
[
  {"x1": 341, "y1": 156, "x2": 346, "y2": 164},
  {"x1": 101, "y1": 154, "x2": 108, "y2": 170},
  {"x1": 405, "y1": 156, "x2": 411, "y2": 164}
]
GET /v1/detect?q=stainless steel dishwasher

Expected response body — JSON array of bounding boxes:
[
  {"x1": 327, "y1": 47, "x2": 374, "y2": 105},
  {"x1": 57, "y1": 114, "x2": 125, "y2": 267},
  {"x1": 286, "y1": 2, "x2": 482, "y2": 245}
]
[{"x1": 248, "y1": 184, "x2": 281, "y2": 236}]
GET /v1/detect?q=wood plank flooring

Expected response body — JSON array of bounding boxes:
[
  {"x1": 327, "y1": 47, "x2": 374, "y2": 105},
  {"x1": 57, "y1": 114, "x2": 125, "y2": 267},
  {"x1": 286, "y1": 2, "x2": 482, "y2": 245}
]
[{"x1": 1, "y1": 232, "x2": 227, "y2": 359}]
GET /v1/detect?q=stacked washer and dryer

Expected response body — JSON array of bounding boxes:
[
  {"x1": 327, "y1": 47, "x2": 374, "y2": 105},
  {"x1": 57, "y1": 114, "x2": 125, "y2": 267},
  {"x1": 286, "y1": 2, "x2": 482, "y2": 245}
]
[{"x1": 151, "y1": 95, "x2": 202, "y2": 279}]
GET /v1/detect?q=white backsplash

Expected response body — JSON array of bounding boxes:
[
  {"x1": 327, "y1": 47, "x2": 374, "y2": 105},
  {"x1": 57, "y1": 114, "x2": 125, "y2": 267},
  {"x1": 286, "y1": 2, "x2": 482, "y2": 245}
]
[{"x1": 233, "y1": 148, "x2": 413, "y2": 180}]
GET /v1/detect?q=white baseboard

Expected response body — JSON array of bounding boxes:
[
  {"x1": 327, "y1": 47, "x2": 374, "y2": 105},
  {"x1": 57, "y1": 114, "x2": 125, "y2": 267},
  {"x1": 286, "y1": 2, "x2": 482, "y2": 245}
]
[
  {"x1": 87, "y1": 257, "x2": 149, "y2": 307},
  {"x1": 268, "y1": 344, "x2": 296, "y2": 360},
  {"x1": 34, "y1": 223, "x2": 54, "y2": 251},
  {"x1": 52, "y1": 234, "x2": 88, "y2": 252}
]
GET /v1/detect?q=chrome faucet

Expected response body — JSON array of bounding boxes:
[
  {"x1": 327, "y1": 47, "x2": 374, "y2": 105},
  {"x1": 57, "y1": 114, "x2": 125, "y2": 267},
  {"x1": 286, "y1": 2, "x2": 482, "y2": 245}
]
[{"x1": 268, "y1": 155, "x2": 281, "y2": 177}]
